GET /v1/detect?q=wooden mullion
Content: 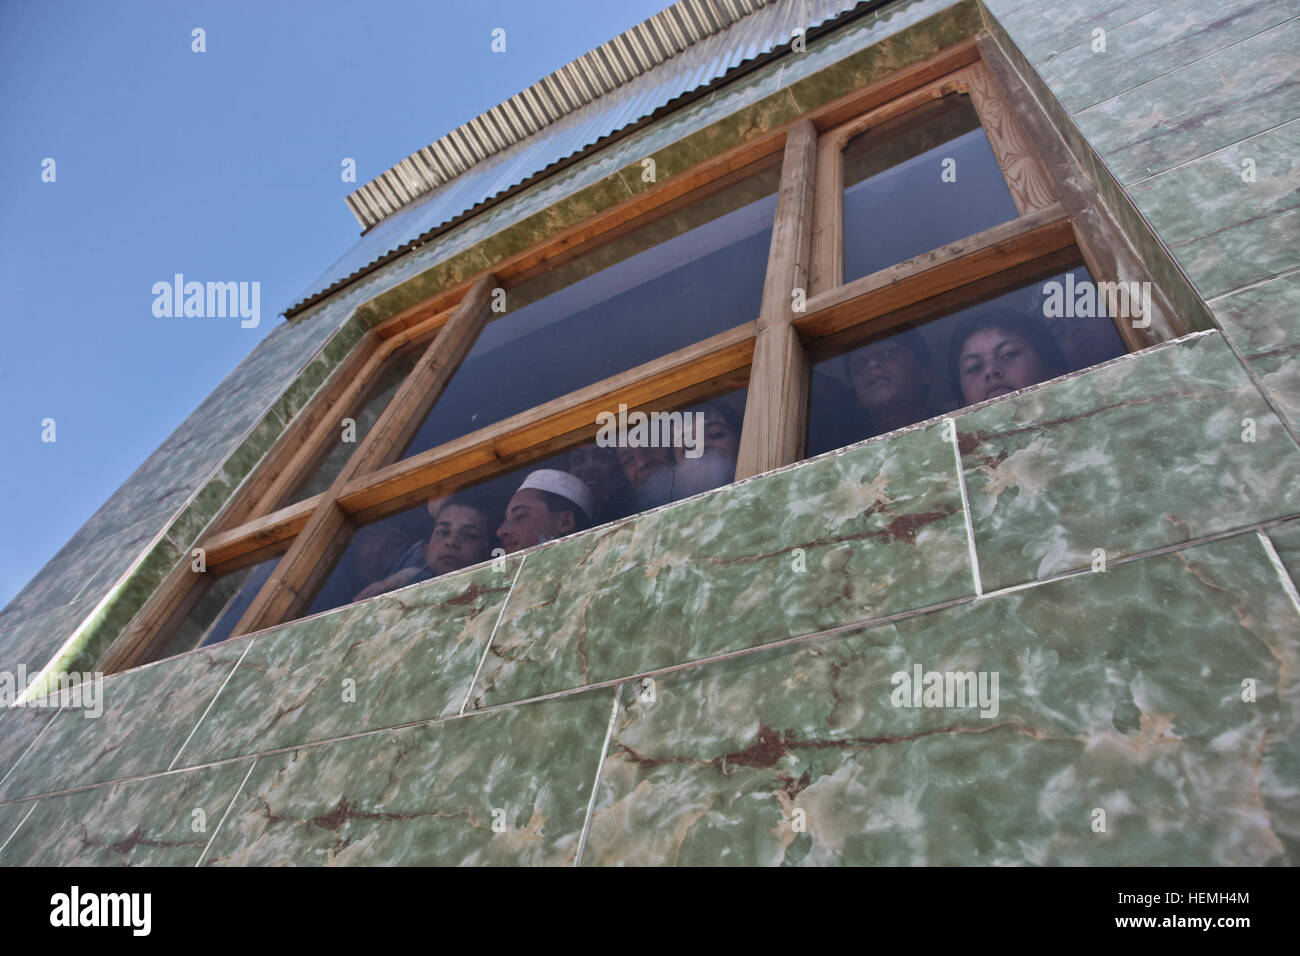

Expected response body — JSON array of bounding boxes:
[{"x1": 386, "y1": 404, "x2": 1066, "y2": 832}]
[
  {"x1": 228, "y1": 275, "x2": 497, "y2": 634},
  {"x1": 736, "y1": 119, "x2": 817, "y2": 480}
]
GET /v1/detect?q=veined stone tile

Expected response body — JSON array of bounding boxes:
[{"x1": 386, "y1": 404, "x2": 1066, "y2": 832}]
[
  {"x1": 581, "y1": 533, "x2": 1299, "y2": 866},
  {"x1": 0, "y1": 800, "x2": 37, "y2": 857},
  {"x1": 1211, "y1": 267, "x2": 1300, "y2": 357},
  {"x1": 1076, "y1": 19, "x2": 1300, "y2": 184},
  {"x1": 1036, "y1": 0, "x2": 1297, "y2": 114},
  {"x1": 958, "y1": 333, "x2": 1300, "y2": 591},
  {"x1": 175, "y1": 558, "x2": 520, "y2": 769},
  {"x1": 0, "y1": 760, "x2": 253, "y2": 867},
  {"x1": 0, "y1": 703, "x2": 59, "y2": 785},
  {"x1": 1124, "y1": 121, "x2": 1299, "y2": 292},
  {"x1": 1267, "y1": 517, "x2": 1300, "y2": 585},
  {"x1": 471, "y1": 422, "x2": 973, "y2": 708},
  {"x1": 0, "y1": 597, "x2": 97, "y2": 677},
  {"x1": 985, "y1": 0, "x2": 1172, "y2": 66},
  {"x1": 1250, "y1": 347, "x2": 1300, "y2": 434},
  {"x1": 0, "y1": 641, "x2": 247, "y2": 802},
  {"x1": 202, "y1": 689, "x2": 615, "y2": 866}
]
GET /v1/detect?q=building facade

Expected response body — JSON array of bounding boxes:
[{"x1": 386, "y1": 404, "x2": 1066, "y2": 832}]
[{"x1": 1, "y1": 0, "x2": 1297, "y2": 865}]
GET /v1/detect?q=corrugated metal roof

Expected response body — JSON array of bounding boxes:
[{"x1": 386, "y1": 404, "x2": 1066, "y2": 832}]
[{"x1": 289, "y1": 0, "x2": 885, "y2": 316}]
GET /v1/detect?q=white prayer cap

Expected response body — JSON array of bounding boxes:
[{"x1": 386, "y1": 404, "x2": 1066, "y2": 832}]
[{"x1": 517, "y1": 469, "x2": 594, "y2": 521}]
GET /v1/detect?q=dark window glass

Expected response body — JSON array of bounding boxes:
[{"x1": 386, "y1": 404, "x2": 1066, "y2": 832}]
[
  {"x1": 397, "y1": 169, "x2": 777, "y2": 461},
  {"x1": 151, "y1": 554, "x2": 281, "y2": 662},
  {"x1": 301, "y1": 388, "x2": 747, "y2": 617},
  {"x1": 805, "y1": 266, "x2": 1128, "y2": 457},
  {"x1": 842, "y1": 95, "x2": 1019, "y2": 284},
  {"x1": 280, "y1": 343, "x2": 424, "y2": 506}
]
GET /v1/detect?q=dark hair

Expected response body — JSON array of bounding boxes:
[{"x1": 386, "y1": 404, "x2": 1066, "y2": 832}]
[
  {"x1": 946, "y1": 312, "x2": 1069, "y2": 403},
  {"x1": 695, "y1": 399, "x2": 743, "y2": 435},
  {"x1": 534, "y1": 489, "x2": 591, "y2": 532},
  {"x1": 432, "y1": 493, "x2": 493, "y2": 528},
  {"x1": 843, "y1": 328, "x2": 932, "y2": 378}
]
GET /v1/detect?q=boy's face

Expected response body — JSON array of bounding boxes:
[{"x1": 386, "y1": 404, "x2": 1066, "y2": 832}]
[
  {"x1": 957, "y1": 327, "x2": 1049, "y2": 404},
  {"x1": 616, "y1": 445, "x2": 674, "y2": 492},
  {"x1": 496, "y1": 489, "x2": 572, "y2": 554},
  {"x1": 425, "y1": 504, "x2": 491, "y2": 574},
  {"x1": 673, "y1": 412, "x2": 740, "y2": 463},
  {"x1": 849, "y1": 339, "x2": 927, "y2": 412},
  {"x1": 354, "y1": 523, "x2": 410, "y2": 582},
  {"x1": 569, "y1": 445, "x2": 626, "y2": 500}
]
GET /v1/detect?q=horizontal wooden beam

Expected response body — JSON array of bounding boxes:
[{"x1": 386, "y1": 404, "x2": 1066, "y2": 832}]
[
  {"x1": 336, "y1": 323, "x2": 756, "y2": 521},
  {"x1": 797, "y1": 205, "x2": 1072, "y2": 342}
]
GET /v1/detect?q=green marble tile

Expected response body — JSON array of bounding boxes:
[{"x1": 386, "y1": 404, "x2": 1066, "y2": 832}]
[
  {"x1": 582, "y1": 533, "x2": 1299, "y2": 865},
  {"x1": 1249, "y1": 343, "x2": 1300, "y2": 434},
  {"x1": 0, "y1": 640, "x2": 247, "y2": 802},
  {"x1": 0, "y1": 704, "x2": 59, "y2": 785},
  {"x1": 1036, "y1": 0, "x2": 1297, "y2": 113},
  {"x1": 0, "y1": 598, "x2": 97, "y2": 677},
  {"x1": 0, "y1": 799, "x2": 37, "y2": 860},
  {"x1": 958, "y1": 333, "x2": 1300, "y2": 591},
  {"x1": 176, "y1": 558, "x2": 520, "y2": 768},
  {"x1": 986, "y1": 0, "x2": 1169, "y2": 66},
  {"x1": 202, "y1": 689, "x2": 615, "y2": 866},
  {"x1": 471, "y1": 422, "x2": 973, "y2": 709},
  {"x1": 1211, "y1": 268, "x2": 1300, "y2": 358},
  {"x1": 0, "y1": 761, "x2": 253, "y2": 867},
  {"x1": 1266, "y1": 517, "x2": 1300, "y2": 588},
  {"x1": 1077, "y1": 19, "x2": 1300, "y2": 184}
]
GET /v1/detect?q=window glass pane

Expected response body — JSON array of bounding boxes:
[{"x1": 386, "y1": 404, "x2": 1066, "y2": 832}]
[
  {"x1": 397, "y1": 169, "x2": 777, "y2": 461},
  {"x1": 843, "y1": 95, "x2": 1019, "y2": 284},
  {"x1": 301, "y1": 388, "x2": 747, "y2": 617},
  {"x1": 805, "y1": 266, "x2": 1128, "y2": 458},
  {"x1": 150, "y1": 554, "x2": 281, "y2": 662},
  {"x1": 280, "y1": 343, "x2": 424, "y2": 506}
]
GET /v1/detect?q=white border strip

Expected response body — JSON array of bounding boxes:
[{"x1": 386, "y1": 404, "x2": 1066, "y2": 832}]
[
  {"x1": 168, "y1": 638, "x2": 257, "y2": 771},
  {"x1": 1257, "y1": 531, "x2": 1300, "y2": 618},
  {"x1": 946, "y1": 419, "x2": 984, "y2": 598},
  {"x1": 574, "y1": 683, "x2": 623, "y2": 867},
  {"x1": 460, "y1": 554, "x2": 528, "y2": 716},
  {"x1": 195, "y1": 758, "x2": 257, "y2": 867}
]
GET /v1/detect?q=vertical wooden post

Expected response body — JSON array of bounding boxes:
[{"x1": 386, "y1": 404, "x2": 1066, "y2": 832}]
[
  {"x1": 735, "y1": 119, "x2": 817, "y2": 480},
  {"x1": 230, "y1": 273, "x2": 498, "y2": 634}
]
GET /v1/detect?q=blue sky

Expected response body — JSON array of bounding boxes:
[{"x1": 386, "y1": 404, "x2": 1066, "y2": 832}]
[{"x1": 0, "y1": 0, "x2": 670, "y2": 608}]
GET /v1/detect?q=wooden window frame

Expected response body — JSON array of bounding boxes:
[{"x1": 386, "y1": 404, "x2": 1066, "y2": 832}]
[{"x1": 101, "y1": 36, "x2": 1186, "y2": 673}]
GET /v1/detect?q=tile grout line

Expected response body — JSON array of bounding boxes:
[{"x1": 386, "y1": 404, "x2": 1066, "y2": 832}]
[
  {"x1": 947, "y1": 419, "x2": 984, "y2": 598},
  {"x1": 194, "y1": 758, "x2": 257, "y2": 868},
  {"x1": 1209, "y1": 311, "x2": 1300, "y2": 451},
  {"x1": 0, "y1": 802, "x2": 38, "y2": 860},
  {"x1": 167, "y1": 638, "x2": 258, "y2": 771},
  {"x1": 1031, "y1": 0, "x2": 1184, "y2": 68},
  {"x1": 573, "y1": 683, "x2": 623, "y2": 868},
  {"x1": 6, "y1": 511, "x2": 1300, "y2": 809},
  {"x1": 459, "y1": 554, "x2": 528, "y2": 716},
  {"x1": 0, "y1": 709, "x2": 62, "y2": 795},
  {"x1": 1204, "y1": 261, "x2": 1300, "y2": 304},
  {"x1": 1256, "y1": 531, "x2": 1300, "y2": 619},
  {"x1": 1075, "y1": 15, "x2": 1299, "y2": 117},
  {"x1": 1123, "y1": 114, "x2": 1300, "y2": 188}
]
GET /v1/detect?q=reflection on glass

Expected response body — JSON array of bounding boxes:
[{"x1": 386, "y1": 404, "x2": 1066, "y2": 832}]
[
  {"x1": 281, "y1": 344, "x2": 423, "y2": 506},
  {"x1": 805, "y1": 267, "x2": 1127, "y2": 457},
  {"x1": 301, "y1": 389, "x2": 747, "y2": 617},
  {"x1": 151, "y1": 555, "x2": 281, "y2": 662},
  {"x1": 398, "y1": 169, "x2": 777, "y2": 461},
  {"x1": 843, "y1": 95, "x2": 1019, "y2": 283}
]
